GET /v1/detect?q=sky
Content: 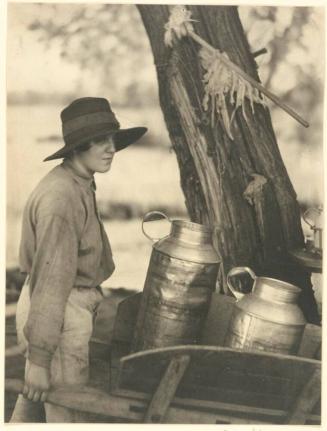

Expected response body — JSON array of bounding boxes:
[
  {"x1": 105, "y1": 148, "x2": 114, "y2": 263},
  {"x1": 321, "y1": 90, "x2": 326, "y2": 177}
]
[
  {"x1": 6, "y1": 3, "x2": 324, "y2": 99},
  {"x1": 6, "y1": 3, "x2": 111, "y2": 95}
]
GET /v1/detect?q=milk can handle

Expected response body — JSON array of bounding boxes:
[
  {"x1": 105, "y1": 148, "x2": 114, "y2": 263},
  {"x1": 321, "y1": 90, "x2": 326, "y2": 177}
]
[
  {"x1": 142, "y1": 211, "x2": 171, "y2": 242},
  {"x1": 227, "y1": 266, "x2": 257, "y2": 301},
  {"x1": 303, "y1": 207, "x2": 321, "y2": 229}
]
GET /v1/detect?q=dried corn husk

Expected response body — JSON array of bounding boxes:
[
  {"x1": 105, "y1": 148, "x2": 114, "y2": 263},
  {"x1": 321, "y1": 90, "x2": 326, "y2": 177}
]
[
  {"x1": 164, "y1": 5, "x2": 197, "y2": 47},
  {"x1": 164, "y1": 5, "x2": 267, "y2": 139},
  {"x1": 200, "y1": 48, "x2": 266, "y2": 139},
  {"x1": 164, "y1": 5, "x2": 308, "y2": 130}
]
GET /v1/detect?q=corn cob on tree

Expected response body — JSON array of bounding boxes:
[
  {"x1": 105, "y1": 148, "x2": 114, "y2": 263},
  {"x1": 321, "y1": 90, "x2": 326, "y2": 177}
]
[{"x1": 137, "y1": 5, "x2": 319, "y2": 323}]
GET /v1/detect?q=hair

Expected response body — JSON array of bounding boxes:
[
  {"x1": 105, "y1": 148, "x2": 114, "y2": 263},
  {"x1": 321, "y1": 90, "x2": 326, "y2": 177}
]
[
  {"x1": 63, "y1": 142, "x2": 91, "y2": 160},
  {"x1": 64, "y1": 134, "x2": 114, "y2": 160}
]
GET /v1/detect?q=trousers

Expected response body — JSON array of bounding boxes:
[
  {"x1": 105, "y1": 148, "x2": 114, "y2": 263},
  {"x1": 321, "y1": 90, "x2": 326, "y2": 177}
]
[{"x1": 9, "y1": 276, "x2": 103, "y2": 423}]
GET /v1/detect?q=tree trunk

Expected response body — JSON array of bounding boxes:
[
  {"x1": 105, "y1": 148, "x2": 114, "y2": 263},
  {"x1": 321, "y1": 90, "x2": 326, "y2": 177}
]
[{"x1": 137, "y1": 5, "x2": 319, "y2": 323}]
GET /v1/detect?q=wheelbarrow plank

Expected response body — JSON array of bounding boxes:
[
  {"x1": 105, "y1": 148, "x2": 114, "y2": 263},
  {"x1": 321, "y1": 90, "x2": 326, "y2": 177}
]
[
  {"x1": 114, "y1": 388, "x2": 321, "y2": 424},
  {"x1": 144, "y1": 354, "x2": 190, "y2": 423},
  {"x1": 116, "y1": 345, "x2": 321, "y2": 423},
  {"x1": 287, "y1": 368, "x2": 322, "y2": 424}
]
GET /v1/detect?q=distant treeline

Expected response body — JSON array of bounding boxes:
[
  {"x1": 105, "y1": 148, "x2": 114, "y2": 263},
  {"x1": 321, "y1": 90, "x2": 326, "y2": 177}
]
[
  {"x1": 7, "y1": 91, "x2": 78, "y2": 106},
  {"x1": 97, "y1": 200, "x2": 187, "y2": 221},
  {"x1": 7, "y1": 91, "x2": 158, "y2": 108}
]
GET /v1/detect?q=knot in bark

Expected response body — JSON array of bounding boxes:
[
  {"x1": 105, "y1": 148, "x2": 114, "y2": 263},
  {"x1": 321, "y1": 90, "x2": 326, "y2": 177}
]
[{"x1": 243, "y1": 174, "x2": 267, "y2": 205}]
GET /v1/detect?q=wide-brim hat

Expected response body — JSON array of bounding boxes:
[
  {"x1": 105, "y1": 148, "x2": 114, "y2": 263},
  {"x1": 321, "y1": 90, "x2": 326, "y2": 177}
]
[{"x1": 43, "y1": 97, "x2": 148, "y2": 162}]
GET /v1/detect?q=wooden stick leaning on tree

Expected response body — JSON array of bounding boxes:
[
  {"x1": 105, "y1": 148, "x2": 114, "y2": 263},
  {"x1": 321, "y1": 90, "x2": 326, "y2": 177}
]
[
  {"x1": 188, "y1": 31, "x2": 309, "y2": 128},
  {"x1": 165, "y1": 5, "x2": 309, "y2": 129}
]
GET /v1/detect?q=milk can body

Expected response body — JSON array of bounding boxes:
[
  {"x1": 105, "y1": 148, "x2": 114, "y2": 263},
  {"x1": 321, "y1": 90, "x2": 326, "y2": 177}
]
[
  {"x1": 132, "y1": 211, "x2": 219, "y2": 352},
  {"x1": 224, "y1": 267, "x2": 306, "y2": 355}
]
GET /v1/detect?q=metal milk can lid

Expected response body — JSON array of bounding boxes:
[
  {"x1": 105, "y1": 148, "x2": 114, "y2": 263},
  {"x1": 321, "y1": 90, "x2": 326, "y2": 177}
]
[{"x1": 141, "y1": 211, "x2": 220, "y2": 264}]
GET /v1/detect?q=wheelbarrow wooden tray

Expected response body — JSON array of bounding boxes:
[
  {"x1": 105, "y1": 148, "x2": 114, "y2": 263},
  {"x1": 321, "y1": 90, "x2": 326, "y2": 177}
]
[
  {"x1": 105, "y1": 292, "x2": 321, "y2": 424},
  {"x1": 5, "y1": 292, "x2": 321, "y2": 424},
  {"x1": 113, "y1": 345, "x2": 321, "y2": 424}
]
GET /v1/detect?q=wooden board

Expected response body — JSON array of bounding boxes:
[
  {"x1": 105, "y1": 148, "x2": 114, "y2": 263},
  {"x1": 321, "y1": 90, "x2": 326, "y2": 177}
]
[
  {"x1": 115, "y1": 345, "x2": 321, "y2": 424},
  {"x1": 200, "y1": 293, "x2": 235, "y2": 345},
  {"x1": 144, "y1": 354, "x2": 190, "y2": 423},
  {"x1": 298, "y1": 324, "x2": 322, "y2": 359},
  {"x1": 287, "y1": 368, "x2": 321, "y2": 424},
  {"x1": 113, "y1": 388, "x2": 321, "y2": 424},
  {"x1": 111, "y1": 293, "x2": 141, "y2": 345},
  {"x1": 289, "y1": 248, "x2": 322, "y2": 273}
]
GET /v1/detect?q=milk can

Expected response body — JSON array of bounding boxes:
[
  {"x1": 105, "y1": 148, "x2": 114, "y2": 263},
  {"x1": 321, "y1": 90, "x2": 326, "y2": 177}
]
[
  {"x1": 303, "y1": 206, "x2": 323, "y2": 254},
  {"x1": 132, "y1": 211, "x2": 220, "y2": 352},
  {"x1": 224, "y1": 267, "x2": 306, "y2": 355}
]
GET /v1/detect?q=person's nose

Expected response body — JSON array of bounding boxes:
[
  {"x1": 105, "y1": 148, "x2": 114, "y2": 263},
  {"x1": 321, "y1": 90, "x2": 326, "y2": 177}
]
[{"x1": 103, "y1": 141, "x2": 115, "y2": 154}]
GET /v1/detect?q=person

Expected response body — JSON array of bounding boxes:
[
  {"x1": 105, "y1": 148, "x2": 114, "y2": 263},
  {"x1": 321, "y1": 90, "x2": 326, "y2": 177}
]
[{"x1": 9, "y1": 97, "x2": 147, "y2": 422}]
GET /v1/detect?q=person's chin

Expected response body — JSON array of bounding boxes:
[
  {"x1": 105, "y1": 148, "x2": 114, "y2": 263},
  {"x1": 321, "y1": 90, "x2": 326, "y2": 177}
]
[{"x1": 96, "y1": 164, "x2": 112, "y2": 173}]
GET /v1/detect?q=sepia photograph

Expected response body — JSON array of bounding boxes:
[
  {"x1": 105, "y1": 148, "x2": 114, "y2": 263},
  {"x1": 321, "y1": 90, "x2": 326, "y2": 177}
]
[{"x1": 3, "y1": 1, "x2": 324, "y2": 426}]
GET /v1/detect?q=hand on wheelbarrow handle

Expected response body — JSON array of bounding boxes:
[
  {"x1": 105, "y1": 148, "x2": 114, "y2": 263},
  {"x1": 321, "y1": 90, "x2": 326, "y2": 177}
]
[{"x1": 5, "y1": 378, "x2": 143, "y2": 421}]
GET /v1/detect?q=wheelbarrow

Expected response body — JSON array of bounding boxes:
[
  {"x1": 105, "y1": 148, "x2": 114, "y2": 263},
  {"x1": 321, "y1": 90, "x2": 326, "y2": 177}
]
[{"x1": 5, "y1": 292, "x2": 322, "y2": 424}]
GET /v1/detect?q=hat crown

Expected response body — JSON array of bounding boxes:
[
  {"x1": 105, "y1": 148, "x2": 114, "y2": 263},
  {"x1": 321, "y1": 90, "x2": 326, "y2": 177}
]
[{"x1": 61, "y1": 97, "x2": 118, "y2": 124}]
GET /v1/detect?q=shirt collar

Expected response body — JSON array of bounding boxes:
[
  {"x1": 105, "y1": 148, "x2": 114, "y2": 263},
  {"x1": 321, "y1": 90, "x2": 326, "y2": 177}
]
[{"x1": 61, "y1": 159, "x2": 96, "y2": 191}]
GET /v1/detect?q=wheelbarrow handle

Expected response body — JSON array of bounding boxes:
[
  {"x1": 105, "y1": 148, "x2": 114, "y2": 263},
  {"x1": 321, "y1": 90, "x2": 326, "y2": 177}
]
[
  {"x1": 5, "y1": 378, "x2": 143, "y2": 420},
  {"x1": 5, "y1": 378, "x2": 103, "y2": 412}
]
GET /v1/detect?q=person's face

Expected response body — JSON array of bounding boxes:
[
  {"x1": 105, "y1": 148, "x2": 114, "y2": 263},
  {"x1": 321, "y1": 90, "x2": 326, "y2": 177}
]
[{"x1": 75, "y1": 135, "x2": 116, "y2": 174}]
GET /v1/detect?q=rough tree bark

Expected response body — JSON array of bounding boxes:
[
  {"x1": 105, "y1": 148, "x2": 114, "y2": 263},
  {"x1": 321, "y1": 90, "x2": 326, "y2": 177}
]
[{"x1": 137, "y1": 5, "x2": 319, "y2": 323}]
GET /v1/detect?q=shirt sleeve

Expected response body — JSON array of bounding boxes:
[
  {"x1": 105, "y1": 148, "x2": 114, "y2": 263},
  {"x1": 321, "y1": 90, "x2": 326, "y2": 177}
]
[{"x1": 23, "y1": 211, "x2": 79, "y2": 369}]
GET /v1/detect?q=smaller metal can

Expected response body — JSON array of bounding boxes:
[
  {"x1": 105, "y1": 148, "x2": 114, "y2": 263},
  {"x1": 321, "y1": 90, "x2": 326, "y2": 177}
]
[{"x1": 224, "y1": 267, "x2": 306, "y2": 355}]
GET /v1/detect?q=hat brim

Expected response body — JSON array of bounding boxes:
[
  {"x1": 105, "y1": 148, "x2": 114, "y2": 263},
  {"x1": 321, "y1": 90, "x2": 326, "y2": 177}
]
[{"x1": 43, "y1": 126, "x2": 148, "y2": 162}]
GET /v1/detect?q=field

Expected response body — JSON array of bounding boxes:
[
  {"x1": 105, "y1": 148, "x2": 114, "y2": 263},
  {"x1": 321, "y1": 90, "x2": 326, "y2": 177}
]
[{"x1": 6, "y1": 103, "x2": 323, "y2": 291}]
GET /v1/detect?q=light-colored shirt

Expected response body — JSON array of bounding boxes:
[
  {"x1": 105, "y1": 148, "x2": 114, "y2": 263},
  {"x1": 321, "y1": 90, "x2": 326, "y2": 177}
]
[{"x1": 19, "y1": 159, "x2": 115, "y2": 368}]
